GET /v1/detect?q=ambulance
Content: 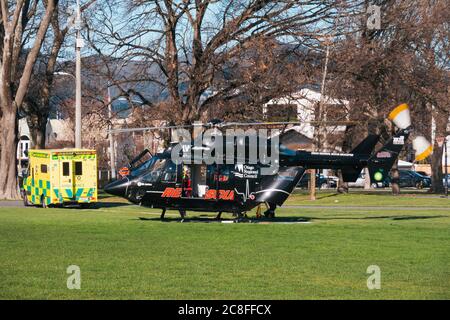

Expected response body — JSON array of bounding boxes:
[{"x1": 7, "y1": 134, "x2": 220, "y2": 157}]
[{"x1": 22, "y1": 149, "x2": 98, "y2": 207}]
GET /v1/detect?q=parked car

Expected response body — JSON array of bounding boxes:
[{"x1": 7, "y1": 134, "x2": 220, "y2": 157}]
[
  {"x1": 347, "y1": 173, "x2": 366, "y2": 188},
  {"x1": 389, "y1": 170, "x2": 431, "y2": 189},
  {"x1": 374, "y1": 177, "x2": 390, "y2": 188},
  {"x1": 346, "y1": 172, "x2": 388, "y2": 188},
  {"x1": 416, "y1": 171, "x2": 429, "y2": 177},
  {"x1": 326, "y1": 175, "x2": 339, "y2": 188},
  {"x1": 443, "y1": 174, "x2": 450, "y2": 187},
  {"x1": 297, "y1": 173, "x2": 336, "y2": 189}
]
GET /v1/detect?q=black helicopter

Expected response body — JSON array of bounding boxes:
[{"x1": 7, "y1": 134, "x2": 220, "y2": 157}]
[{"x1": 104, "y1": 104, "x2": 432, "y2": 220}]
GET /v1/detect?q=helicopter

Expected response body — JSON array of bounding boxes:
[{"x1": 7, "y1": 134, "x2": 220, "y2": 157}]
[{"x1": 104, "y1": 104, "x2": 432, "y2": 221}]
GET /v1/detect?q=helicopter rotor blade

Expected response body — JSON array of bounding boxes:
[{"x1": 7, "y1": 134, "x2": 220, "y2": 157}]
[
  {"x1": 108, "y1": 124, "x2": 199, "y2": 134},
  {"x1": 108, "y1": 120, "x2": 359, "y2": 134},
  {"x1": 216, "y1": 121, "x2": 358, "y2": 127}
]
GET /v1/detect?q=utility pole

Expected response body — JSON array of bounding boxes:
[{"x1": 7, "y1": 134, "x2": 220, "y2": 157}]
[
  {"x1": 74, "y1": 0, "x2": 83, "y2": 149},
  {"x1": 310, "y1": 38, "x2": 330, "y2": 201},
  {"x1": 107, "y1": 84, "x2": 117, "y2": 180}
]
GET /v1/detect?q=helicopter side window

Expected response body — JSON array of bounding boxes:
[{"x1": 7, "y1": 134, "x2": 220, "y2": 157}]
[
  {"x1": 208, "y1": 165, "x2": 230, "y2": 183},
  {"x1": 142, "y1": 159, "x2": 166, "y2": 183}
]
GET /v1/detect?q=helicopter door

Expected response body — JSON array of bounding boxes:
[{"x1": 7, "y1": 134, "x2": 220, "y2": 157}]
[{"x1": 191, "y1": 164, "x2": 207, "y2": 197}]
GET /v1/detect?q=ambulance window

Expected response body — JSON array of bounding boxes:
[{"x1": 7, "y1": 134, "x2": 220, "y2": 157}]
[
  {"x1": 41, "y1": 164, "x2": 48, "y2": 174},
  {"x1": 75, "y1": 162, "x2": 83, "y2": 175},
  {"x1": 63, "y1": 162, "x2": 70, "y2": 176}
]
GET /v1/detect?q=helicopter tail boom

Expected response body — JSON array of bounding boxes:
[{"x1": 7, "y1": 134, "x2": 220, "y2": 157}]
[{"x1": 286, "y1": 128, "x2": 410, "y2": 183}]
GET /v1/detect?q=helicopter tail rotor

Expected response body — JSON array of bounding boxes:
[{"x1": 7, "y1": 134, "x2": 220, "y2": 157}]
[
  {"x1": 388, "y1": 103, "x2": 433, "y2": 162},
  {"x1": 388, "y1": 103, "x2": 411, "y2": 130},
  {"x1": 412, "y1": 136, "x2": 433, "y2": 161},
  {"x1": 367, "y1": 103, "x2": 433, "y2": 183}
]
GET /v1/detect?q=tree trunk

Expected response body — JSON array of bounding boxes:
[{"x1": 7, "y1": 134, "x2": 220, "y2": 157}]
[
  {"x1": 430, "y1": 144, "x2": 444, "y2": 193},
  {"x1": 390, "y1": 159, "x2": 400, "y2": 195},
  {"x1": 364, "y1": 167, "x2": 371, "y2": 189},
  {"x1": 27, "y1": 115, "x2": 47, "y2": 149},
  {"x1": 0, "y1": 110, "x2": 19, "y2": 199},
  {"x1": 429, "y1": 108, "x2": 448, "y2": 194},
  {"x1": 337, "y1": 170, "x2": 349, "y2": 193}
]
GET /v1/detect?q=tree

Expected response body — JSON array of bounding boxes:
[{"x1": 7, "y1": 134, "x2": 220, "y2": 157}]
[
  {"x1": 0, "y1": 0, "x2": 58, "y2": 199},
  {"x1": 87, "y1": 0, "x2": 354, "y2": 126},
  {"x1": 22, "y1": 0, "x2": 97, "y2": 148},
  {"x1": 327, "y1": 0, "x2": 450, "y2": 194}
]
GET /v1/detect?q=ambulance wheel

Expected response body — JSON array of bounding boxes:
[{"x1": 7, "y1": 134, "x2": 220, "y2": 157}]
[
  {"x1": 41, "y1": 195, "x2": 48, "y2": 208},
  {"x1": 22, "y1": 190, "x2": 31, "y2": 207},
  {"x1": 80, "y1": 203, "x2": 91, "y2": 209}
]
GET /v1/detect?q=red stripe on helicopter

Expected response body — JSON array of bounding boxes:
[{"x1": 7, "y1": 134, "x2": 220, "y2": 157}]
[
  {"x1": 204, "y1": 189, "x2": 235, "y2": 201},
  {"x1": 161, "y1": 188, "x2": 182, "y2": 198},
  {"x1": 161, "y1": 188, "x2": 234, "y2": 200}
]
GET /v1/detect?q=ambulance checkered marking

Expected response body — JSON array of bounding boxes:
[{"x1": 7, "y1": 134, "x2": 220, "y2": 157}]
[
  {"x1": 53, "y1": 188, "x2": 95, "y2": 202},
  {"x1": 55, "y1": 155, "x2": 96, "y2": 160},
  {"x1": 24, "y1": 177, "x2": 95, "y2": 205},
  {"x1": 24, "y1": 178, "x2": 52, "y2": 205}
]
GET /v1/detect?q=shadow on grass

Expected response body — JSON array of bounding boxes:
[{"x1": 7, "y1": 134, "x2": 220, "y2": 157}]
[
  {"x1": 136, "y1": 214, "x2": 447, "y2": 223},
  {"x1": 315, "y1": 193, "x2": 340, "y2": 200},
  {"x1": 292, "y1": 215, "x2": 447, "y2": 221},
  {"x1": 94, "y1": 202, "x2": 130, "y2": 208},
  {"x1": 60, "y1": 202, "x2": 129, "y2": 209},
  {"x1": 138, "y1": 216, "x2": 311, "y2": 224}
]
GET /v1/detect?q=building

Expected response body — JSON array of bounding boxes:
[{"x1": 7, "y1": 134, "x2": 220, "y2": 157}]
[{"x1": 264, "y1": 87, "x2": 349, "y2": 151}]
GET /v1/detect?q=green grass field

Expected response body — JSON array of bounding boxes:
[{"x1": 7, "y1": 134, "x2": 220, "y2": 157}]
[{"x1": 0, "y1": 192, "x2": 449, "y2": 299}]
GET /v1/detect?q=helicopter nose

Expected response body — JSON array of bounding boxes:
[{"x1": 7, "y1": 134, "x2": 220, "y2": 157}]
[{"x1": 104, "y1": 178, "x2": 130, "y2": 197}]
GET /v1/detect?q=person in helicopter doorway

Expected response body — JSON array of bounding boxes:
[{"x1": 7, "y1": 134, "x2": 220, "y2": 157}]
[{"x1": 182, "y1": 167, "x2": 192, "y2": 197}]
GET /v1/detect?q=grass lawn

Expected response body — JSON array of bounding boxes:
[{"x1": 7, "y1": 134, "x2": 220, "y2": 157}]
[{"x1": 0, "y1": 193, "x2": 449, "y2": 299}]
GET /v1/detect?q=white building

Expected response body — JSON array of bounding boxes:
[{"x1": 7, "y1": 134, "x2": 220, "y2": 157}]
[
  {"x1": 17, "y1": 118, "x2": 74, "y2": 169},
  {"x1": 264, "y1": 88, "x2": 349, "y2": 148},
  {"x1": 265, "y1": 88, "x2": 450, "y2": 173}
]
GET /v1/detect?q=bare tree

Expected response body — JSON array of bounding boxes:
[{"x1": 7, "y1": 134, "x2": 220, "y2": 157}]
[
  {"x1": 22, "y1": 0, "x2": 97, "y2": 148},
  {"x1": 87, "y1": 0, "x2": 357, "y2": 126},
  {"x1": 327, "y1": 0, "x2": 450, "y2": 194},
  {"x1": 0, "y1": 0, "x2": 58, "y2": 199}
]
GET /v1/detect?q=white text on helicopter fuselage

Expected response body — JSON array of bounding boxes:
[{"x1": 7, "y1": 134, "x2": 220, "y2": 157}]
[{"x1": 311, "y1": 152, "x2": 354, "y2": 157}]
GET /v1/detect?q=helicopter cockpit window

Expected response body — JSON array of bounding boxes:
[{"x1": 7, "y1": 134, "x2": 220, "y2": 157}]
[
  {"x1": 130, "y1": 156, "x2": 157, "y2": 177},
  {"x1": 142, "y1": 159, "x2": 166, "y2": 183},
  {"x1": 161, "y1": 161, "x2": 177, "y2": 182}
]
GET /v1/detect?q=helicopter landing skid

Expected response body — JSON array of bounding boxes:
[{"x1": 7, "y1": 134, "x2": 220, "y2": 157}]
[
  {"x1": 234, "y1": 212, "x2": 250, "y2": 223},
  {"x1": 179, "y1": 209, "x2": 187, "y2": 222}
]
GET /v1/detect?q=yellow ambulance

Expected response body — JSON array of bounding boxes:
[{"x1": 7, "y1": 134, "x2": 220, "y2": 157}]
[{"x1": 22, "y1": 149, "x2": 98, "y2": 208}]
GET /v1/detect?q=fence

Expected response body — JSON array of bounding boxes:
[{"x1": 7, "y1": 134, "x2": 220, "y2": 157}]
[{"x1": 98, "y1": 170, "x2": 113, "y2": 189}]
